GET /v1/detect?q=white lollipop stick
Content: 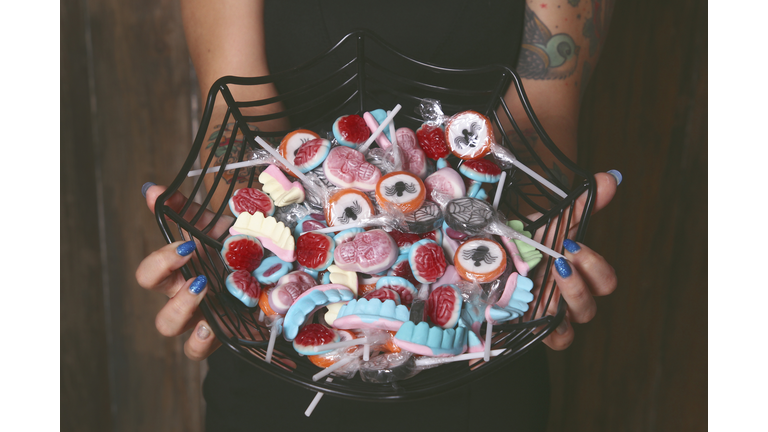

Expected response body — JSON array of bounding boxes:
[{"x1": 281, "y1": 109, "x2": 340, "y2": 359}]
[
  {"x1": 363, "y1": 343, "x2": 370, "y2": 361},
  {"x1": 188, "y1": 159, "x2": 268, "y2": 177},
  {"x1": 312, "y1": 356, "x2": 354, "y2": 382},
  {"x1": 311, "y1": 220, "x2": 378, "y2": 234},
  {"x1": 313, "y1": 337, "x2": 369, "y2": 352},
  {"x1": 492, "y1": 171, "x2": 507, "y2": 210},
  {"x1": 508, "y1": 158, "x2": 567, "y2": 199},
  {"x1": 258, "y1": 310, "x2": 265, "y2": 323},
  {"x1": 484, "y1": 322, "x2": 493, "y2": 362},
  {"x1": 388, "y1": 112, "x2": 402, "y2": 171},
  {"x1": 495, "y1": 223, "x2": 565, "y2": 260},
  {"x1": 253, "y1": 136, "x2": 313, "y2": 185},
  {"x1": 264, "y1": 317, "x2": 283, "y2": 364},
  {"x1": 305, "y1": 378, "x2": 332, "y2": 417},
  {"x1": 357, "y1": 105, "x2": 402, "y2": 154},
  {"x1": 414, "y1": 349, "x2": 505, "y2": 367}
]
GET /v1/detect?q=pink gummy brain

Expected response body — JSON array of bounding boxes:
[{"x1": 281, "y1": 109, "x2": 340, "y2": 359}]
[
  {"x1": 323, "y1": 146, "x2": 381, "y2": 189},
  {"x1": 333, "y1": 229, "x2": 397, "y2": 274}
]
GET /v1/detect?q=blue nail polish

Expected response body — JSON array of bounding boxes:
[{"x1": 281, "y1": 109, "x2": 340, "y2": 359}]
[
  {"x1": 189, "y1": 275, "x2": 207, "y2": 295},
  {"x1": 563, "y1": 239, "x2": 581, "y2": 254},
  {"x1": 607, "y1": 170, "x2": 623, "y2": 186},
  {"x1": 176, "y1": 240, "x2": 196, "y2": 257},
  {"x1": 555, "y1": 258, "x2": 572, "y2": 278},
  {"x1": 141, "y1": 182, "x2": 156, "y2": 197}
]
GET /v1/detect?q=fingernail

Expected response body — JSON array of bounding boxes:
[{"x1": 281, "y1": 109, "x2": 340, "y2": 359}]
[
  {"x1": 607, "y1": 170, "x2": 623, "y2": 186},
  {"x1": 141, "y1": 182, "x2": 156, "y2": 197},
  {"x1": 176, "y1": 240, "x2": 197, "y2": 257},
  {"x1": 555, "y1": 258, "x2": 572, "y2": 278},
  {"x1": 556, "y1": 318, "x2": 569, "y2": 335},
  {"x1": 197, "y1": 323, "x2": 211, "y2": 340},
  {"x1": 563, "y1": 239, "x2": 581, "y2": 254},
  {"x1": 189, "y1": 275, "x2": 207, "y2": 295}
]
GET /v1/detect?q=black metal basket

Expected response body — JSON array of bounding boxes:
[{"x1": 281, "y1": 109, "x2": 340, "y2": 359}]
[{"x1": 155, "y1": 30, "x2": 596, "y2": 401}]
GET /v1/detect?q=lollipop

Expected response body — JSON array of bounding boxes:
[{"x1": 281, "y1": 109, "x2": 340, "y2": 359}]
[
  {"x1": 443, "y1": 197, "x2": 564, "y2": 260},
  {"x1": 445, "y1": 110, "x2": 494, "y2": 160},
  {"x1": 375, "y1": 171, "x2": 426, "y2": 214},
  {"x1": 324, "y1": 188, "x2": 376, "y2": 227},
  {"x1": 454, "y1": 238, "x2": 507, "y2": 283}
]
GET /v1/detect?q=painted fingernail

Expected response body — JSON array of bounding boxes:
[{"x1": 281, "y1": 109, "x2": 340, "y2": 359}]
[
  {"x1": 556, "y1": 318, "x2": 569, "y2": 335},
  {"x1": 563, "y1": 239, "x2": 581, "y2": 254},
  {"x1": 189, "y1": 275, "x2": 207, "y2": 295},
  {"x1": 197, "y1": 323, "x2": 211, "y2": 340},
  {"x1": 141, "y1": 182, "x2": 156, "y2": 197},
  {"x1": 555, "y1": 258, "x2": 572, "y2": 278},
  {"x1": 176, "y1": 240, "x2": 196, "y2": 257},
  {"x1": 607, "y1": 170, "x2": 623, "y2": 186}
]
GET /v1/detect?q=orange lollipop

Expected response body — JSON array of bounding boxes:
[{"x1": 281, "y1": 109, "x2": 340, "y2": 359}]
[
  {"x1": 445, "y1": 110, "x2": 494, "y2": 160},
  {"x1": 375, "y1": 171, "x2": 426, "y2": 214},
  {"x1": 325, "y1": 188, "x2": 376, "y2": 227},
  {"x1": 454, "y1": 238, "x2": 507, "y2": 283}
]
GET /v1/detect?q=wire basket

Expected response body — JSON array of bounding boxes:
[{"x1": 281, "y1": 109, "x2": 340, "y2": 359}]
[{"x1": 155, "y1": 30, "x2": 596, "y2": 401}]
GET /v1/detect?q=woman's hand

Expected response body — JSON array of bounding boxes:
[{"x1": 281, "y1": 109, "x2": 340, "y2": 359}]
[
  {"x1": 135, "y1": 183, "x2": 234, "y2": 361},
  {"x1": 526, "y1": 171, "x2": 620, "y2": 350}
]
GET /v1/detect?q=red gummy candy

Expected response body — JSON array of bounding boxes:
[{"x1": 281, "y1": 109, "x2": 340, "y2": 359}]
[
  {"x1": 231, "y1": 270, "x2": 261, "y2": 299},
  {"x1": 294, "y1": 323, "x2": 336, "y2": 347},
  {"x1": 426, "y1": 285, "x2": 460, "y2": 328},
  {"x1": 364, "y1": 288, "x2": 401, "y2": 304},
  {"x1": 294, "y1": 138, "x2": 327, "y2": 167},
  {"x1": 389, "y1": 259, "x2": 420, "y2": 286},
  {"x1": 379, "y1": 283, "x2": 414, "y2": 305},
  {"x1": 232, "y1": 188, "x2": 274, "y2": 216},
  {"x1": 416, "y1": 124, "x2": 450, "y2": 160},
  {"x1": 297, "y1": 232, "x2": 334, "y2": 270},
  {"x1": 336, "y1": 115, "x2": 370, "y2": 145},
  {"x1": 225, "y1": 238, "x2": 264, "y2": 272},
  {"x1": 388, "y1": 230, "x2": 420, "y2": 251},
  {"x1": 411, "y1": 242, "x2": 447, "y2": 283},
  {"x1": 462, "y1": 158, "x2": 502, "y2": 176}
]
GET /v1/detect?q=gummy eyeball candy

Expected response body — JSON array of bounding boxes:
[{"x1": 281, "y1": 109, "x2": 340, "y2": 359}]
[
  {"x1": 445, "y1": 110, "x2": 494, "y2": 160},
  {"x1": 325, "y1": 189, "x2": 376, "y2": 227},
  {"x1": 225, "y1": 270, "x2": 262, "y2": 308},
  {"x1": 228, "y1": 188, "x2": 275, "y2": 218},
  {"x1": 375, "y1": 171, "x2": 426, "y2": 214},
  {"x1": 454, "y1": 238, "x2": 507, "y2": 283},
  {"x1": 333, "y1": 114, "x2": 371, "y2": 148},
  {"x1": 221, "y1": 234, "x2": 264, "y2": 272}
]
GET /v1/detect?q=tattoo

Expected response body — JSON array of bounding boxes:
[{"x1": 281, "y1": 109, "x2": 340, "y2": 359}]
[
  {"x1": 205, "y1": 122, "x2": 254, "y2": 185},
  {"x1": 549, "y1": 162, "x2": 571, "y2": 189},
  {"x1": 505, "y1": 128, "x2": 541, "y2": 166},
  {"x1": 568, "y1": 0, "x2": 580, "y2": 6},
  {"x1": 582, "y1": 0, "x2": 616, "y2": 58},
  {"x1": 517, "y1": 5, "x2": 581, "y2": 80}
]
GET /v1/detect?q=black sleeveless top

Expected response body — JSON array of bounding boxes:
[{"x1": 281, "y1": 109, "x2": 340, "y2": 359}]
[{"x1": 205, "y1": 2, "x2": 549, "y2": 431}]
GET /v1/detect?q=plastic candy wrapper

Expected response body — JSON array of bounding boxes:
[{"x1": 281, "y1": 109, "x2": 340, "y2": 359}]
[
  {"x1": 359, "y1": 352, "x2": 420, "y2": 383},
  {"x1": 415, "y1": 98, "x2": 449, "y2": 127}
]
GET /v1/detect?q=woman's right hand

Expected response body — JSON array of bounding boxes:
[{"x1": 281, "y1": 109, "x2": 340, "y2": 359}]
[{"x1": 135, "y1": 183, "x2": 234, "y2": 361}]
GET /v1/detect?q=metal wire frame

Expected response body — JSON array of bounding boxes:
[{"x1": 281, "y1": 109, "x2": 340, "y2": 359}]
[{"x1": 153, "y1": 29, "x2": 596, "y2": 401}]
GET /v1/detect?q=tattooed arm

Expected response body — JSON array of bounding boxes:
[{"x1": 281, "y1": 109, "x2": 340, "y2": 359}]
[
  {"x1": 181, "y1": 0, "x2": 286, "y2": 209},
  {"x1": 501, "y1": 0, "x2": 615, "y2": 182}
]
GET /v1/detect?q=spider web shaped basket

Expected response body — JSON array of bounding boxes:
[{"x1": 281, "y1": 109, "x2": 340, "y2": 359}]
[{"x1": 155, "y1": 30, "x2": 596, "y2": 401}]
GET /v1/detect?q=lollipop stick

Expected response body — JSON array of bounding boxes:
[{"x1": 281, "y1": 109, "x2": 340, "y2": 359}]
[
  {"x1": 253, "y1": 136, "x2": 312, "y2": 185},
  {"x1": 363, "y1": 343, "x2": 370, "y2": 361},
  {"x1": 258, "y1": 310, "x2": 265, "y2": 323},
  {"x1": 508, "y1": 158, "x2": 567, "y2": 199},
  {"x1": 413, "y1": 349, "x2": 505, "y2": 367},
  {"x1": 311, "y1": 220, "x2": 377, "y2": 234},
  {"x1": 312, "y1": 356, "x2": 354, "y2": 382},
  {"x1": 388, "y1": 112, "x2": 402, "y2": 171},
  {"x1": 187, "y1": 158, "x2": 269, "y2": 177},
  {"x1": 304, "y1": 378, "x2": 332, "y2": 417},
  {"x1": 264, "y1": 317, "x2": 283, "y2": 364},
  {"x1": 492, "y1": 171, "x2": 507, "y2": 210},
  {"x1": 313, "y1": 337, "x2": 369, "y2": 352},
  {"x1": 357, "y1": 105, "x2": 402, "y2": 154},
  {"x1": 495, "y1": 223, "x2": 565, "y2": 260},
  {"x1": 484, "y1": 322, "x2": 493, "y2": 362}
]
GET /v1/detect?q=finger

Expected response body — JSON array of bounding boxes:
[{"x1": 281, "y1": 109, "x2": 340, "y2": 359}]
[
  {"x1": 563, "y1": 240, "x2": 617, "y2": 297},
  {"x1": 184, "y1": 320, "x2": 222, "y2": 361},
  {"x1": 155, "y1": 275, "x2": 208, "y2": 337},
  {"x1": 144, "y1": 184, "x2": 234, "y2": 238},
  {"x1": 543, "y1": 315, "x2": 574, "y2": 351},
  {"x1": 135, "y1": 240, "x2": 199, "y2": 296},
  {"x1": 552, "y1": 257, "x2": 597, "y2": 324},
  {"x1": 568, "y1": 171, "x2": 619, "y2": 229}
]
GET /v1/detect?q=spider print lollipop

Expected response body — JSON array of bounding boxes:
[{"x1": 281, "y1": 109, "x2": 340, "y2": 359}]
[
  {"x1": 454, "y1": 238, "x2": 507, "y2": 283},
  {"x1": 375, "y1": 171, "x2": 426, "y2": 214},
  {"x1": 445, "y1": 110, "x2": 494, "y2": 160},
  {"x1": 444, "y1": 197, "x2": 565, "y2": 260},
  {"x1": 325, "y1": 189, "x2": 375, "y2": 227}
]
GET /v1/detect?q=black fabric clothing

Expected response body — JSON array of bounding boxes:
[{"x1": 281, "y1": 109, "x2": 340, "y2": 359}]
[{"x1": 204, "y1": 2, "x2": 550, "y2": 431}]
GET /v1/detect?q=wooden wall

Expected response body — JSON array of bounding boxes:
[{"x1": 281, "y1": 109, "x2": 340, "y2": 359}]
[{"x1": 60, "y1": 0, "x2": 707, "y2": 431}]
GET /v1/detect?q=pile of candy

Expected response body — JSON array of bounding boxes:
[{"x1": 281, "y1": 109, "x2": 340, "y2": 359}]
[{"x1": 207, "y1": 100, "x2": 566, "y2": 385}]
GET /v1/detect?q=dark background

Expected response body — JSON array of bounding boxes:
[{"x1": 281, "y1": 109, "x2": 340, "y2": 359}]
[{"x1": 61, "y1": 0, "x2": 707, "y2": 430}]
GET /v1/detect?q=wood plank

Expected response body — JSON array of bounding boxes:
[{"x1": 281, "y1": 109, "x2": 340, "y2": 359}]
[
  {"x1": 85, "y1": 0, "x2": 204, "y2": 430},
  {"x1": 61, "y1": 0, "x2": 113, "y2": 430},
  {"x1": 546, "y1": 0, "x2": 707, "y2": 430}
]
